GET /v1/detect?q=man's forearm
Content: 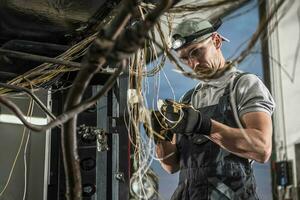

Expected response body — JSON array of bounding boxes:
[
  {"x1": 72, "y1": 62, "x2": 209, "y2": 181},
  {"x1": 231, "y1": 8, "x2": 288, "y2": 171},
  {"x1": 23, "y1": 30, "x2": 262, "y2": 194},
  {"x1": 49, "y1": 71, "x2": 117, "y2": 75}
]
[
  {"x1": 209, "y1": 117, "x2": 272, "y2": 163},
  {"x1": 156, "y1": 140, "x2": 179, "y2": 173}
]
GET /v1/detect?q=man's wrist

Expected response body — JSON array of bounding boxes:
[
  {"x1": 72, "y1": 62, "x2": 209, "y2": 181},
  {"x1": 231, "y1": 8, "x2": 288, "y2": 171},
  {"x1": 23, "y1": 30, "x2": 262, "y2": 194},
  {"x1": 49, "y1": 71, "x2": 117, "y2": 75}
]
[
  {"x1": 156, "y1": 140, "x2": 171, "y2": 145},
  {"x1": 201, "y1": 115, "x2": 212, "y2": 135}
]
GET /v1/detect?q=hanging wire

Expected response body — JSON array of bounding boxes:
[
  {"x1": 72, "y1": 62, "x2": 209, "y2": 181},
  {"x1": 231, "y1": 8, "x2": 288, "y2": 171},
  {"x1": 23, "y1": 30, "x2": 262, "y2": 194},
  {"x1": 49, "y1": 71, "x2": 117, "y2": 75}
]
[
  {"x1": 0, "y1": 0, "x2": 291, "y2": 199},
  {"x1": 0, "y1": 98, "x2": 34, "y2": 198}
]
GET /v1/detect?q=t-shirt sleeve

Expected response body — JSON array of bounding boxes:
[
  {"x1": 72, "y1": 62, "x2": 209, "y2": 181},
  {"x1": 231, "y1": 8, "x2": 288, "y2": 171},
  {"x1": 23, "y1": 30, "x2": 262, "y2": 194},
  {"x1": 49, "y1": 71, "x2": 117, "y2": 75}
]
[{"x1": 234, "y1": 74, "x2": 275, "y2": 118}]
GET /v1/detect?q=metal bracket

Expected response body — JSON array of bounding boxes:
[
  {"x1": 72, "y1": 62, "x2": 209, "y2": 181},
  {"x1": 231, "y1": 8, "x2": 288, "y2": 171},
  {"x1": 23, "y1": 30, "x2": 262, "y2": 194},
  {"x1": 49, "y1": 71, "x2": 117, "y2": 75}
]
[
  {"x1": 114, "y1": 172, "x2": 125, "y2": 182},
  {"x1": 96, "y1": 129, "x2": 109, "y2": 152},
  {"x1": 77, "y1": 124, "x2": 109, "y2": 152}
]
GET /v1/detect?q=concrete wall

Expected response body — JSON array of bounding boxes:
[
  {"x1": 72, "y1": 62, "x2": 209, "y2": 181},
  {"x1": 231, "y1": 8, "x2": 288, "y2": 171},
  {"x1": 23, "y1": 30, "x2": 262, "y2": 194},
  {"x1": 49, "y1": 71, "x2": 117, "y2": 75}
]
[{"x1": 267, "y1": 0, "x2": 300, "y2": 198}]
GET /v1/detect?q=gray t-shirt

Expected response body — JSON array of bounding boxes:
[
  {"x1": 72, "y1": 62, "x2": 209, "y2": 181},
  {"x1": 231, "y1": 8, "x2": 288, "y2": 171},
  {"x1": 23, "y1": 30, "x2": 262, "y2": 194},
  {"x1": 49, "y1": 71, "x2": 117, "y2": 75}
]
[{"x1": 182, "y1": 67, "x2": 275, "y2": 118}]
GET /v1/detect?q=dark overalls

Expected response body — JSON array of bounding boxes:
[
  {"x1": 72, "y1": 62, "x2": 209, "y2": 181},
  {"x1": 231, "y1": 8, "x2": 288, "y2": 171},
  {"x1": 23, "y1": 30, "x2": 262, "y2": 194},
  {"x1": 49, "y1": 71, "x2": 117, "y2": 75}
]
[{"x1": 171, "y1": 73, "x2": 259, "y2": 200}]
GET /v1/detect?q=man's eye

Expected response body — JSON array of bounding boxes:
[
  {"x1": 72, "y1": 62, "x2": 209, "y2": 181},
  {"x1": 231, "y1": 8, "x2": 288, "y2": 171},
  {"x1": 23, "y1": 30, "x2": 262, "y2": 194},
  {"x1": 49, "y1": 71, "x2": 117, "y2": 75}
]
[
  {"x1": 190, "y1": 48, "x2": 203, "y2": 57},
  {"x1": 179, "y1": 56, "x2": 189, "y2": 61}
]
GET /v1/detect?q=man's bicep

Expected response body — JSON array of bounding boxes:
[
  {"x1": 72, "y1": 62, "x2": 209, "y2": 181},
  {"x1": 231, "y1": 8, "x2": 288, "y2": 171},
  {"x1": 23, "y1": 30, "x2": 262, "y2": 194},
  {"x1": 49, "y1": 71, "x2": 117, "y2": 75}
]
[
  {"x1": 241, "y1": 111, "x2": 272, "y2": 135},
  {"x1": 236, "y1": 112, "x2": 273, "y2": 162}
]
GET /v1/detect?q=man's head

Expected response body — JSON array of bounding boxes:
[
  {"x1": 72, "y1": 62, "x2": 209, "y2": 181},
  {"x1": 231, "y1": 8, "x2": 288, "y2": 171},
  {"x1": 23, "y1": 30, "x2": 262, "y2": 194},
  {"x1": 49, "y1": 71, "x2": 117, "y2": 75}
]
[{"x1": 172, "y1": 18, "x2": 229, "y2": 79}]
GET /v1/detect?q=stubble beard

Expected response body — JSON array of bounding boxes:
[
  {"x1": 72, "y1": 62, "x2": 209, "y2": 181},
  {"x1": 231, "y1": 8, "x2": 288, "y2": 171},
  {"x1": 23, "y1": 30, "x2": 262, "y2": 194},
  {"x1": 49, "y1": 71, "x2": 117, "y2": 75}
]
[{"x1": 194, "y1": 57, "x2": 221, "y2": 80}]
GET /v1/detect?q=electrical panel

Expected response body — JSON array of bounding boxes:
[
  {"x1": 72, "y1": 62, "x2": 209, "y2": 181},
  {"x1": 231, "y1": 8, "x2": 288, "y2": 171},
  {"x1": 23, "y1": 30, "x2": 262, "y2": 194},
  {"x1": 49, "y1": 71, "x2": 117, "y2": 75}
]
[
  {"x1": 48, "y1": 87, "x2": 99, "y2": 200},
  {"x1": 275, "y1": 160, "x2": 293, "y2": 187}
]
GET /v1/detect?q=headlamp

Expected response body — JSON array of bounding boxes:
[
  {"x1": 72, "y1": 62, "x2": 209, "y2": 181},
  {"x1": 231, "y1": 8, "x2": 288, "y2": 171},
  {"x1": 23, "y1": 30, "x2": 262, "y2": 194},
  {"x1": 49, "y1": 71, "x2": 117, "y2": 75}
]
[
  {"x1": 171, "y1": 27, "x2": 214, "y2": 50},
  {"x1": 171, "y1": 35, "x2": 186, "y2": 50},
  {"x1": 171, "y1": 19, "x2": 224, "y2": 50}
]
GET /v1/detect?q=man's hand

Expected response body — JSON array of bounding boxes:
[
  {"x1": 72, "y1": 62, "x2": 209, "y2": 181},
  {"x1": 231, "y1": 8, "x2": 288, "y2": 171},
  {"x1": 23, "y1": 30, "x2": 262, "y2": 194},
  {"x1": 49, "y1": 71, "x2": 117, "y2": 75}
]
[
  {"x1": 161, "y1": 99, "x2": 212, "y2": 136},
  {"x1": 144, "y1": 110, "x2": 174, "y2": 144}
]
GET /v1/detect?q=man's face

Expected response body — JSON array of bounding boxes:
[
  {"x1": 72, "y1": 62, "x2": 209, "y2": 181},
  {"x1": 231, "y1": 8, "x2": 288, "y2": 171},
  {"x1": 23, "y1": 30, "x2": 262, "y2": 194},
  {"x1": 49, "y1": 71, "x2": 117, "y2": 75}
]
[{"x1": 176, "y1": 34, "x2": 220, "y2": 75}]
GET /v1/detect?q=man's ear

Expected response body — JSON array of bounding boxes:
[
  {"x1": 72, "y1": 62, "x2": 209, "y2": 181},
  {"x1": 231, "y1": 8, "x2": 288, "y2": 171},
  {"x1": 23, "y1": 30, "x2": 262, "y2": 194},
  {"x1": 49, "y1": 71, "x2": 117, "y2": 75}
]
[{"x1": 212, "y1": 33, "x2": 222, "y2": 49}]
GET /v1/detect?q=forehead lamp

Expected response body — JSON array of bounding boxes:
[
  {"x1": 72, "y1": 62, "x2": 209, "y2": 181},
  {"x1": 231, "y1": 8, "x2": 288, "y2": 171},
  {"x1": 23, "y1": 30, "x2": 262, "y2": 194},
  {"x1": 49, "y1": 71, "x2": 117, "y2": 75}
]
[
  {"x1": 171, "y1": 18, "x2": 223, "y2": 50},
  {"x1": 171, "y1": 27, "x2": 215, "y2": 50},
  {"x1": 172, "y1": 34, "x2": 186, "y2": 50}
]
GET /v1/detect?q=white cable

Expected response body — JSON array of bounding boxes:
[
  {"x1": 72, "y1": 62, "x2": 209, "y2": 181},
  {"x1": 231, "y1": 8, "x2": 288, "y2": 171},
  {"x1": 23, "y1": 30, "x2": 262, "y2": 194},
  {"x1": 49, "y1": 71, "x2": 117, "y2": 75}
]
[
  {"x1": 229, "y1": 75, "x2": 254, "y2": 147},
  {"x1": 154, "y1": 71, "x2": 161, "y2": 109},
  {"x1": 153, "y1": 152, "x2": 176, "y2": 161},
  {"x1": 0, "y1": 99, "x2": 33, "y2": 198},
  {"x1": 22, "y1": 97, "x2": 34, "y2": 200},
  {"x1": 0, "y1": 126, "x2": 27, "y2": 197},
  {"x1": 189, "y1": 82, "x2": 203, "y2": 109},
  {"x1": 127, "y1": 46, "x2": 182, "y2": 199},
  {"x1": 22, "y1": 130, "x2": 31, "y2": 200},
  {"x1": 161, "y1": 67, "x2": 176, "y2": 101}
]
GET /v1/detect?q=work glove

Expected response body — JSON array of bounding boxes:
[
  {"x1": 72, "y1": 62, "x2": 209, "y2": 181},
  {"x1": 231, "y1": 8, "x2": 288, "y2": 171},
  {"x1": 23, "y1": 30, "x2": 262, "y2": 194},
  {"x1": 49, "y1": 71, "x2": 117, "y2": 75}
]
[
  {"x1": 160, "y1": 99, "x2": 212, "y2": 136},
  {"x1": 144, "y1": 110, "x2": 174, "y2": 144}
]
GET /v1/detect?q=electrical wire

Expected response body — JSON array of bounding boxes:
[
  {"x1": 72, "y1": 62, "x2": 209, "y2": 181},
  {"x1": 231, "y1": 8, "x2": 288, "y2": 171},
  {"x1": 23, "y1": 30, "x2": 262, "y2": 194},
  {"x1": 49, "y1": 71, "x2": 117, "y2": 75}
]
[
  {"x1": 126, "y1": 47, "x2": 159, "y2": 199},
  {"x1": 22, "y1": 131, "x2": 30, "y2": 200},
  {"x1": 0, "y1": 0, "x2": 287, "y2": 199},
  {"x1": 1, "y1": 0, "x2": 241, "y2": 93},
  {"x1": 22, "y1": 102, "x2": 34, "y2": 200},
  {"x1": 125, "y1": 0, "x2": 289, "y2": 198},
  {"x1": 0, "y1": 83, "x2": 55, "y2": 120},
  {"x1": 0, "y1": 98, "x2": 34, "y2": 198}
]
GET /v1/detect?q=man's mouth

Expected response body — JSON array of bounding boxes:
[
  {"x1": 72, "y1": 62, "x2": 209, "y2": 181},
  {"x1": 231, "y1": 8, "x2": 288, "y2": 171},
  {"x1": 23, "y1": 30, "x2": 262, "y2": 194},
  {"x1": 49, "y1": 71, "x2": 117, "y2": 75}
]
[{"x1": 194, "y1": 63, "x2": 210, "y2": 72}]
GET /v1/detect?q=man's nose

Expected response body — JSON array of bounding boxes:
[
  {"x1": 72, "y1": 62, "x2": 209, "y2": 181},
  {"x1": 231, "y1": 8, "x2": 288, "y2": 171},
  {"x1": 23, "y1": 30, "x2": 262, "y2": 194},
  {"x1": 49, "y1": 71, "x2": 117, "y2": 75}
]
[{"x1": 189, "y1": 59, "x2": 199, "y2": 70}]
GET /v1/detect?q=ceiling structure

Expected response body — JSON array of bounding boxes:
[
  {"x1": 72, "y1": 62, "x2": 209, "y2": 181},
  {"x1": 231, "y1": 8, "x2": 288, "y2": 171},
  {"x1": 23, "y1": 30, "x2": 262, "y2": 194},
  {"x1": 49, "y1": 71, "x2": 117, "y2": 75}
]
[
  {"x1": 0, "y1": 0, "x2": 119, "y2": 45},
  {"x1": 0, "y1": 0, "x2": 120, "y2": 81},
  {"x1": 0, "y1": 0, "x2": 250, "y2": 82}
]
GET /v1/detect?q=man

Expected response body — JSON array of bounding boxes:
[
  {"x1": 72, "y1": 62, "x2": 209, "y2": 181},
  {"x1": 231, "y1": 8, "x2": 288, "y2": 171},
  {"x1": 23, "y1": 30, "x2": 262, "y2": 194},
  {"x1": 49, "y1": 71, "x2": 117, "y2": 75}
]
[{"x1": 148, "y1": 18, "x2": 275, "y2": 199}]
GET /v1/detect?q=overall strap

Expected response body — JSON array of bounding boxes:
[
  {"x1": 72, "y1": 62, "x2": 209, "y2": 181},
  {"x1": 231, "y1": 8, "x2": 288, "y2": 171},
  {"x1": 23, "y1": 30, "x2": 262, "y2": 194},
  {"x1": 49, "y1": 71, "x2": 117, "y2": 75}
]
[
  {"x1": 222, "y1": 72, "x2": 255, "y2": 163},
  {"x1": 223, "y1": 72, "x2": 252, "y2": 96},
  {"x1": 180, "y1": 88, "x2": 195, "y2": 104}
]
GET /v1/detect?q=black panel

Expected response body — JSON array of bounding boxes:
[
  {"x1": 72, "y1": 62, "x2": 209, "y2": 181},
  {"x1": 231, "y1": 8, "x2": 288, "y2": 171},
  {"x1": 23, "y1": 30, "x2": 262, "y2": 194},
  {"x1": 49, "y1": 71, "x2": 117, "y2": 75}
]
[{"x1": 49, "y1": 87, "x2": 98, "y2": 200}]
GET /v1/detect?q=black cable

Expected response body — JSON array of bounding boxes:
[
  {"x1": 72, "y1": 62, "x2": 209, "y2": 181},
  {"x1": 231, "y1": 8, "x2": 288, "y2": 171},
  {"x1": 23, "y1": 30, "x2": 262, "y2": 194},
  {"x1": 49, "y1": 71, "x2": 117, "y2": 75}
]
[{"x1": 0, "y1": 83, "x2": 56, "y2": 120}]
